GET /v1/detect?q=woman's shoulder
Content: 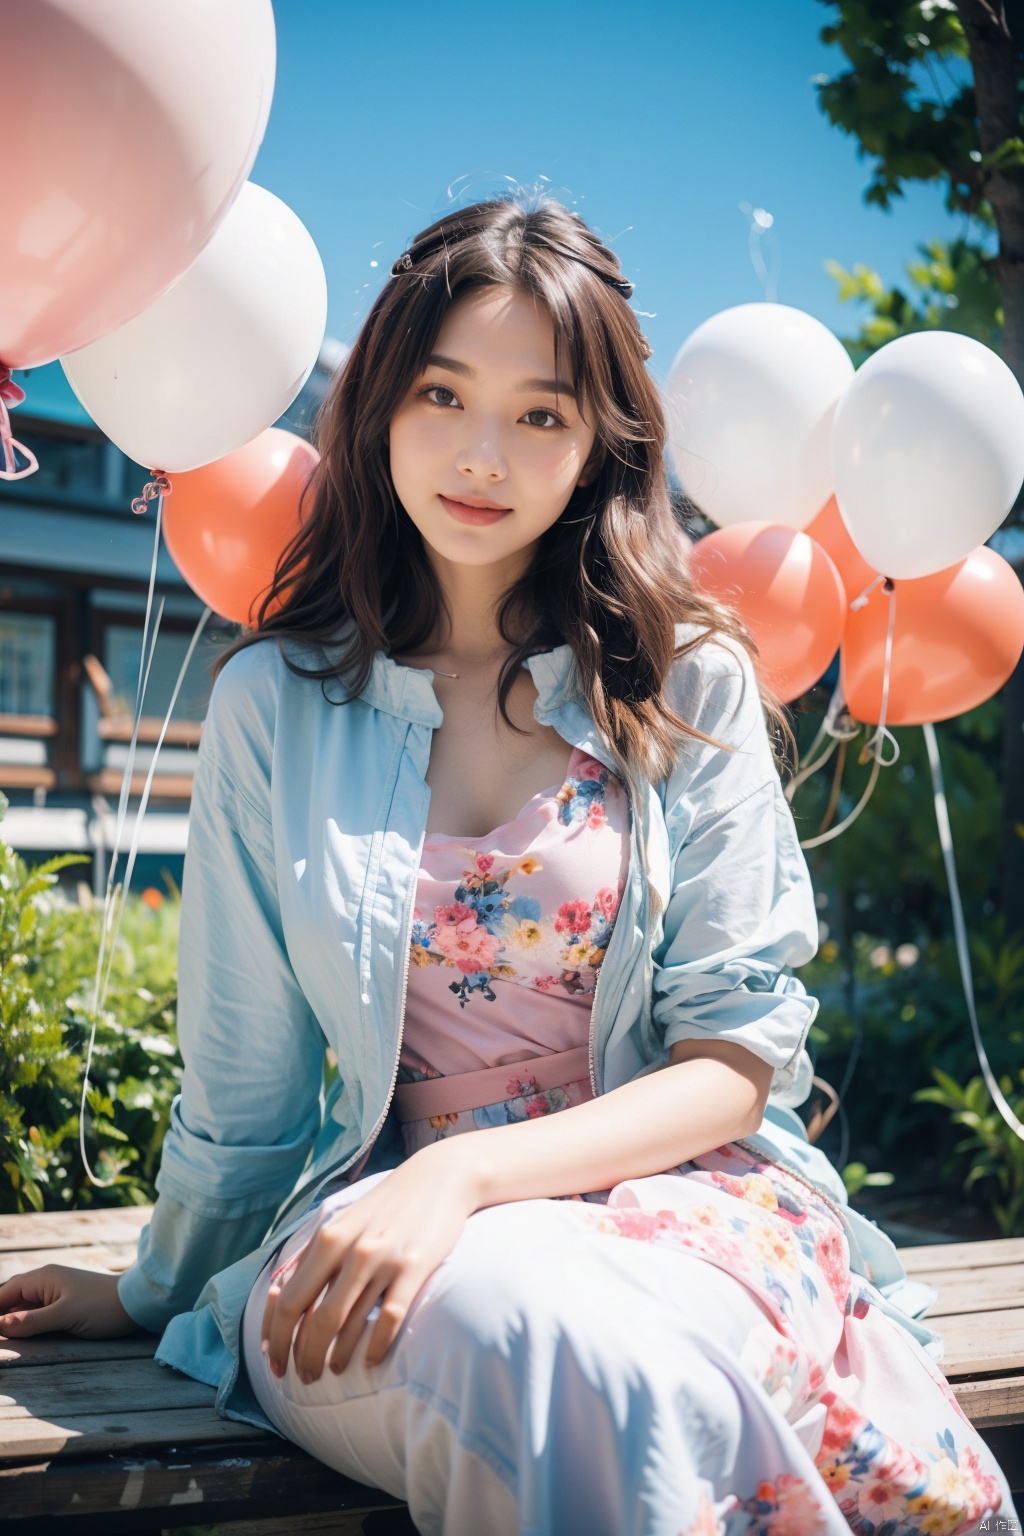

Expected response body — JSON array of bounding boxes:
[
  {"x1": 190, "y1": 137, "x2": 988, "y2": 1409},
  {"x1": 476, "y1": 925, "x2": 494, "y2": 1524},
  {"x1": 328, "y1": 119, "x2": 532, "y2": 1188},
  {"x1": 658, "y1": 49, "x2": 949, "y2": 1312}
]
[
  {"x1": 667, "y1": 621, "x2": 761, "y2": 743},
  {"x1": 202, "y1": 637, "x2": 293, "y2": 775}
]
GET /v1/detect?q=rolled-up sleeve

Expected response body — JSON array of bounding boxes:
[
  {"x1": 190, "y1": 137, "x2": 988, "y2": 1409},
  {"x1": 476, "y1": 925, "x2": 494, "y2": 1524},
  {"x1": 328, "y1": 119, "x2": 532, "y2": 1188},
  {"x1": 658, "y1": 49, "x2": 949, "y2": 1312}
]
[
  {"x1": 650, "y1": 638, "x2": 819, "y2": 1096},
  {"x1": 118, "y1": 658, "x2": 325, "y2": 1333}
]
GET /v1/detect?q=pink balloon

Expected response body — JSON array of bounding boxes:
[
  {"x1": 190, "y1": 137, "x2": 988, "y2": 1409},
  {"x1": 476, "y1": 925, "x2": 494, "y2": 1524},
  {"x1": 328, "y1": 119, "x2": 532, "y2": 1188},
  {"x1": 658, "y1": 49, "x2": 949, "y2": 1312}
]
[{"x1": 0, "y1": 0, "x2": 275, "y2": 370}]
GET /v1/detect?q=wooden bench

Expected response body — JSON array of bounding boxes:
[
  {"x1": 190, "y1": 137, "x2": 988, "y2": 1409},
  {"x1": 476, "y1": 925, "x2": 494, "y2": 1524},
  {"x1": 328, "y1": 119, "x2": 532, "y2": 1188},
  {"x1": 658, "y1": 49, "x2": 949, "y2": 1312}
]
[
  {"x1": 0, "y1": 1209, "x2": 413, "y2": 1535},
  {"x1": 1, "y1": 1212, "x2": 1022, "y2": 1534}
]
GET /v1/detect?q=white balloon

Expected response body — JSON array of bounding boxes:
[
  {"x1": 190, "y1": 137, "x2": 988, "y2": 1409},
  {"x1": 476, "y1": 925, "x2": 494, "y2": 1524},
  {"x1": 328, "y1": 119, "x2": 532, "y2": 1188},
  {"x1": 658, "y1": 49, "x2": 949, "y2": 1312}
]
[
  {"x1": 831, "y1": 330, "x2": 1024, "y2": 579},
  {"x1": 60, "y1": 183, "x2": 328, "y2": 472},
  {"x1": 665, "y1": 302, "x2": 854, "y2": 530}
]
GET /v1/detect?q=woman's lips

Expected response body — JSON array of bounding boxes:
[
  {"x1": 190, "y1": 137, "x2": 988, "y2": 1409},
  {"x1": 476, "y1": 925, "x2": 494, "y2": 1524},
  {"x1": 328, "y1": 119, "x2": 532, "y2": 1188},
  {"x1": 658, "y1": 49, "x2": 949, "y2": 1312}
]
[{"x1": 439, "y1": 494, "x2": 512, "y2": 526}]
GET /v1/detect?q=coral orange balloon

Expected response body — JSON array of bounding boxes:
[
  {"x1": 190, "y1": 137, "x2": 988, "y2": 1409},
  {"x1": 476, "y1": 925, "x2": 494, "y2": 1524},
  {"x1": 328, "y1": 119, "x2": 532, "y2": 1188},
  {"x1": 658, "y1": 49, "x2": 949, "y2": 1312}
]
[
  {"x1": 805, "y1": 495, "x2": 877, "y2": 606},
  {"x1": 162, "y1": 428, "x2": 318, "y2": 625},
  {"x1": 841, "y1": 546, "x2": 1024, "y2": 725},
  {"x1": 688, "y1": 521, "x2": 846, "y2": 702}
]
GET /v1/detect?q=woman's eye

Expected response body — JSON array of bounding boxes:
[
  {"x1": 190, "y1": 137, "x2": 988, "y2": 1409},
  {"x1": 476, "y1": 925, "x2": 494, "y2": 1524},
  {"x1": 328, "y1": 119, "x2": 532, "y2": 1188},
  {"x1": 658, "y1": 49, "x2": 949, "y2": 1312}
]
[
  {"x1": 522, "y1": 408, "x2": 563, "y2": 429},
  {"x1": 421, "y1": 384, "x2": 459, "y2": 408}
]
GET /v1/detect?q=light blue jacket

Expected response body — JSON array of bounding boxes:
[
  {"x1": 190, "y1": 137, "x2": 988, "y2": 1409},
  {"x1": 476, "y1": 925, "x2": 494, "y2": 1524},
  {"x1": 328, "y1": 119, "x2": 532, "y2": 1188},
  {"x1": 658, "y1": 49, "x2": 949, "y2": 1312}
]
[{"x1": 117, "y1": 622, "x2": 935, "y2": 1434}]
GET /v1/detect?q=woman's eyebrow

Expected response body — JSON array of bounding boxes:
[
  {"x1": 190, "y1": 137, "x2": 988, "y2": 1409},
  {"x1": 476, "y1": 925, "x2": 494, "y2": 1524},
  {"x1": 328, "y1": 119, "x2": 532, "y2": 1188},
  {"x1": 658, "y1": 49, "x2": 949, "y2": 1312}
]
[{"x1": 425, "y1": 353, "x2": 577, "y2": 399}]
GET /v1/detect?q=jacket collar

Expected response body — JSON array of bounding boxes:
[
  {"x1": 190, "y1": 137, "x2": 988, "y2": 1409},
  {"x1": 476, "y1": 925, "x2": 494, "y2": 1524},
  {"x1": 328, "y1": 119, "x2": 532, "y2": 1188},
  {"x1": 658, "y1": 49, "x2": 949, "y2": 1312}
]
[{"x1": 360, "y1": 643, "x2": 579, "y2": 727}]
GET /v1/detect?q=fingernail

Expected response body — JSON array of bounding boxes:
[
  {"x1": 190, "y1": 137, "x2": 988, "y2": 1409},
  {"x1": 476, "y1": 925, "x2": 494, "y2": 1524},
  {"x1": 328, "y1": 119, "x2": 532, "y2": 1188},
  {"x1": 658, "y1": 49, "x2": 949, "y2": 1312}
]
[
  {"x1": 270, "y1": 1359, "x2": 283, "y2": 1377},
  {"x1": 260, "y1": 1338, "x2": 269, "y2": 1355},
  {"x1": 299, "y1": 1370, "x2": 314, "y2": 1385}
]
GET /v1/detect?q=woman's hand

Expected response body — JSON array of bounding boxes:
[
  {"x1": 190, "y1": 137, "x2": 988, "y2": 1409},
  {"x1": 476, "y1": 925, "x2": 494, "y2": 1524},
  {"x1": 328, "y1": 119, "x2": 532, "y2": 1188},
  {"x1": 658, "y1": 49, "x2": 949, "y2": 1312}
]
[
  {"x1": 0, "y1": 1266, "x2": 142, "y2": 1339},
  {"x1": 261, "y1": 1140, "x2": 480, "y2": 1384}
]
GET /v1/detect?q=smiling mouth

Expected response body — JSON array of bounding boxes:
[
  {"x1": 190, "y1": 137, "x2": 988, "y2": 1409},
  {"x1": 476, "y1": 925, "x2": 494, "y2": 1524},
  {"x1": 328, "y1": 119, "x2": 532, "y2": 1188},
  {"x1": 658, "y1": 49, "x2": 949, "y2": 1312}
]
[{"x1": 439, "y1": 494, "x2": 513, "y2": 522}]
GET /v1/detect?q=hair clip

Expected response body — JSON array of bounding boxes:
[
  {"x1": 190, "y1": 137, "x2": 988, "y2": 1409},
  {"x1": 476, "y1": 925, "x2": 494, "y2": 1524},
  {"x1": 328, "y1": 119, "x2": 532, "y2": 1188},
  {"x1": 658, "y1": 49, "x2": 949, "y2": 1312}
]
[{"x1": 390, "y1": 251, "x2": 415, "y2": 276}]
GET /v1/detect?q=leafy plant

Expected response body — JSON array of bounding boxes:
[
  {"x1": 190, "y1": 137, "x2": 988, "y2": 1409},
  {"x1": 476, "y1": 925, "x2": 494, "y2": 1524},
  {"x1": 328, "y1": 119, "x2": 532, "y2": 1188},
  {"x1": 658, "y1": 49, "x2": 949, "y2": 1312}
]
[
  {"x1": 841, "y1": 1162, "x2": 895, "y2": 1200},
  {"x1": 789, "y1": 698, "x2": 1016, "y2": 1229},
  {"x1": 914, "y1": 1068, "x2": 1024, "y2": 1236},
  {"x1": 0, "y1": 790, "x2": 182, "y2": 1213}
]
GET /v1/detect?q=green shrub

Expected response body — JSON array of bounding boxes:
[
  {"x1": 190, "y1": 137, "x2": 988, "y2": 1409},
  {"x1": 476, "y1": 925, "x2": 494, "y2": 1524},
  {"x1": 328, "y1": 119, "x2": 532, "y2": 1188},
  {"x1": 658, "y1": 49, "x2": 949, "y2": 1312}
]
[
  {"x1": 0, "y1": 791, "x2": 181, "y2": 1213},
  {"x1": 791, "y1": 692, "x2": 1021, "y2": 1230},
  {"x1": 914, "y1": 1069, "x2": 1024, "y2": 1237}
]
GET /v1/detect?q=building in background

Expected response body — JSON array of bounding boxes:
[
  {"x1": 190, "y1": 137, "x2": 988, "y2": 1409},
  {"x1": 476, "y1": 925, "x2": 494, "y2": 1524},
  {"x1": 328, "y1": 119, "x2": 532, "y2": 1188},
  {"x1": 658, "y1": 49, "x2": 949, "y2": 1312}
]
[{"x1": 0, "y1": 343, "x2": 346, "y2": 892}]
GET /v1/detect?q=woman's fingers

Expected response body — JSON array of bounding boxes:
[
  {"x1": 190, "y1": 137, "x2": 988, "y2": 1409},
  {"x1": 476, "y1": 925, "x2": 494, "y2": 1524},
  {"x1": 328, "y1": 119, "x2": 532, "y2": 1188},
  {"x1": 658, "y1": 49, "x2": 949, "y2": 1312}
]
[
  {"x1": 364, "y1": 1269, "x2": 425, "y2": 1367},
  {"x1": 326, "y1": 1276, "x2": 390, "y2": 1376},
  {"x1": 291, "y1": 1242, "x2": 399, "y2": 1382},
  {"x1": 262, "y1": 1222, "x2": 364, "y2": 1379},
  {"x1": 0, "y1": 1268, "x2": 66, "y2": 1335}
]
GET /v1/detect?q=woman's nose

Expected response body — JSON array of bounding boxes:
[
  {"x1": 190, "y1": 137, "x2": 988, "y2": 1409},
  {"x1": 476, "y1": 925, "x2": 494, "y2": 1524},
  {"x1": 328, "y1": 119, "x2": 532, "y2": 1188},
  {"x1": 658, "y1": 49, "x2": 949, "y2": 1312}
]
[{"x1": 454, "y1": 423, "x2": 507, "y2": 481}]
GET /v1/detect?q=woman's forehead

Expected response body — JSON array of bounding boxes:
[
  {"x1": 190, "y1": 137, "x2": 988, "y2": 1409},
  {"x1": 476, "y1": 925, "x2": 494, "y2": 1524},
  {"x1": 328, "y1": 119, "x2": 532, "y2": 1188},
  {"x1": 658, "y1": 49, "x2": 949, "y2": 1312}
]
[{"x1": 426, "y1": 286, "x2": 580, "y2": 398}]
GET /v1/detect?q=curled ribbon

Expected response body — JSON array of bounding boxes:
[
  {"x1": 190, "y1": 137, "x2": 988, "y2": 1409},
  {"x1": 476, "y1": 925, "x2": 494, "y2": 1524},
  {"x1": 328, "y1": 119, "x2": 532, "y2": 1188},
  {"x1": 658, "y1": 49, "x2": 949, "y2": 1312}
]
[
  {"x1": 131, "y1": 472, "x2": 171, "y2": 515},
  {"x1": 0, "y1": 365, "x2": 38, "y2": 481},
  {"x1": 797, "y1": 577, "x2": 899, "y2": 850}
]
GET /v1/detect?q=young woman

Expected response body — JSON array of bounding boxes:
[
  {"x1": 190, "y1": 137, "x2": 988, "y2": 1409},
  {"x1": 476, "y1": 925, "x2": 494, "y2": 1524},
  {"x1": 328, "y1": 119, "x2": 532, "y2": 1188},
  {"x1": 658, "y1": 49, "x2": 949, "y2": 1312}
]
[{"x1": 0, "y1": 196, "x2": 1014, "y2": 1536}]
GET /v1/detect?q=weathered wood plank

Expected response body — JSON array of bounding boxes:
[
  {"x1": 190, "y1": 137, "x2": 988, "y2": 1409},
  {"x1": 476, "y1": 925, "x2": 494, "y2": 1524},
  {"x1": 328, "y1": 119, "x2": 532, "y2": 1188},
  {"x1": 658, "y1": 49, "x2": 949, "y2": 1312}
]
[
  {"x1": 205, "y1": 1515, "x2": 399, "y2": 1535},
  {"x1": 935, "y1": 1308, "x2": 1024, "y2": 1377},
  {"x1": 0, "y1": 1357, "x2": 212, "y2": 1422},
  {"x1": 915, "y1": 1263, "x2": 1024, "y2": 1318},
  {"x1": 0, "y1": 1336, "x2": 156, "y2": 1369},
  {"x1": 899, "y1": 1238, "x2": 1024, "y2": 1274},
  {"x1": 0, "y1": 1244, "x2": 138, "y2": 1280},
  {"x1": 0, "y1": 1404, "x2": 270, "y2": 1458},
  {"x1": 0, "y1": 1440, "x2": 403, "y2": 1526},
  {"x1": 952, "y1": 1375, "x2": 1024, "y2": 1429},
  {"x1": 0, "y1": 1209, "x2": 151, "y2": 1253}
]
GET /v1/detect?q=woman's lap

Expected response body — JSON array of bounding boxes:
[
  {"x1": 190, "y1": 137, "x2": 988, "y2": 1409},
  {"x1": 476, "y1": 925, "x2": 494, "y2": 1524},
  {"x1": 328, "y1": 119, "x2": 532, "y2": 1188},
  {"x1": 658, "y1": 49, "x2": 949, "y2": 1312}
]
[{"x1": 241, "y1": 1161, "x2": 1014, "y2": 1536}]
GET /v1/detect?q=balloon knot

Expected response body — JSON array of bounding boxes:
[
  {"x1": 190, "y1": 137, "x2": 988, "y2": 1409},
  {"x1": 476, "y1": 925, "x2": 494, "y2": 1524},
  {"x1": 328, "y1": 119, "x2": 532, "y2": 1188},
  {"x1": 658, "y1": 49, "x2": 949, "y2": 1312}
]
[
  {"x1": 0, "y1": 365, "x2": 37, "y2": 481},
  {"x1": 0, "y1": 365, "x2": 26, "y2": 409},
  {"x1": 131, "y1": 472, "x2": 172, "y2": 516},
  {"x1": 850, "y1": 572, "x2": 885, "y2": 612}
]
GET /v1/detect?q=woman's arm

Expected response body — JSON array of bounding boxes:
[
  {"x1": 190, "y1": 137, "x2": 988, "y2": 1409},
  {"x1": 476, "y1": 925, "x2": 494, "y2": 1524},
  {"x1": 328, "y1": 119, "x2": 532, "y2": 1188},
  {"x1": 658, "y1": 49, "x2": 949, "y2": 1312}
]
[
  {"x1": 260, "y1": 1038, "x2": 771, "y2": 1384},
  {"x1": 434, "y1": 1037, "x2": 772, "y2": 1206}
]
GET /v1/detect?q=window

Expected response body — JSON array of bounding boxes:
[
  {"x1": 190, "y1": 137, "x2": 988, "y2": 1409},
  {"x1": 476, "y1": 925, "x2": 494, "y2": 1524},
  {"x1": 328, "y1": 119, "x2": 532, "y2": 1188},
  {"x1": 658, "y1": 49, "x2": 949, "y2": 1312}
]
[
  {"x1": 0, "y1": 612, "x2": 55, "y2": 716},
  {"x1": 103, "y1": 622, "x2": 218, "y2": 722}
]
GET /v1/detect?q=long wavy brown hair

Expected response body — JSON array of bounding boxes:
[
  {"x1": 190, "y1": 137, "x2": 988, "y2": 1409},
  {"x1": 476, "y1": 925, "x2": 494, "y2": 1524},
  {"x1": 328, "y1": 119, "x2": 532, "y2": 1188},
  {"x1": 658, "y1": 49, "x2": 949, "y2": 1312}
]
[{"x1": 215, "y1": 193, "x2": 792, "y2": 785}]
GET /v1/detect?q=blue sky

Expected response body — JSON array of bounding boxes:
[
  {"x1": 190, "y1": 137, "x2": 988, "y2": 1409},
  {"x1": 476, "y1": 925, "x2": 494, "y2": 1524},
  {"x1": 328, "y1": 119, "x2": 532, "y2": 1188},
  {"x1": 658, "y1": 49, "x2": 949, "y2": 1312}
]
[
  {"x1": 247, "y1": 0, "x2": 972, "y2": 383},
  {"x1": 15, "y1": 0, "x2": 975, "y2": 428}
]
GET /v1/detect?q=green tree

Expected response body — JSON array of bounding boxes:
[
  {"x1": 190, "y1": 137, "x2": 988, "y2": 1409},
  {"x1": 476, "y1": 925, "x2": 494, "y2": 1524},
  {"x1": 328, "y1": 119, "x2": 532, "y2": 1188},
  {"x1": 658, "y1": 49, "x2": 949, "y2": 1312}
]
[
  {"x1": 825, "y1": 235, "x2": 1003, "y2": 358},
  {"x1": 815, "y1": 0, "x2": 1024, "y2": 938}
]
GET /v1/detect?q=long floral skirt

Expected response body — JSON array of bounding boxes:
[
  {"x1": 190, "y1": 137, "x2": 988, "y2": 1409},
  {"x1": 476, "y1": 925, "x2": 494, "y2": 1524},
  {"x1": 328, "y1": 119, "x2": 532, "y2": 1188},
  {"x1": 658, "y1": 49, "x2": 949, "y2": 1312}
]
[{"x1": 241, "y1": 1141, "x2": 1015, "y2": 1536}]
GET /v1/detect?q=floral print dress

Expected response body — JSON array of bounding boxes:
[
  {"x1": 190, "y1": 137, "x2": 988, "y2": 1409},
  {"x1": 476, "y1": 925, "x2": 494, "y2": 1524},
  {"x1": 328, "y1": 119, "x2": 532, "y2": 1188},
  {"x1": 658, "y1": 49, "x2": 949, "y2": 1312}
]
[{"x1": 390, "y1": 746, "x2": 1014, "y2": 1534}]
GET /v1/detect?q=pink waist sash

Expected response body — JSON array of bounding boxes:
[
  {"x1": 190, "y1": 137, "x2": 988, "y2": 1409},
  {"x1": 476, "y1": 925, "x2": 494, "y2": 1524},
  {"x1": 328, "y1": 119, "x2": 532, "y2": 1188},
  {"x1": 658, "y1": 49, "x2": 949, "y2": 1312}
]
[{"x1": 392, "y1": 1045, "x2": 592, "y2": 1123}]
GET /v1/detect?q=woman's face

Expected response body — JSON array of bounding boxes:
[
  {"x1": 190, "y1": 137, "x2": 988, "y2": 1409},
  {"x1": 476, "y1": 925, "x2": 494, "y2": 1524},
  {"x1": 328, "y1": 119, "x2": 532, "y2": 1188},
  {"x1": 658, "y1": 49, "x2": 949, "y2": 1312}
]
[{"x1": 389, "y1": 284, "x2": 598, "y2": 572}]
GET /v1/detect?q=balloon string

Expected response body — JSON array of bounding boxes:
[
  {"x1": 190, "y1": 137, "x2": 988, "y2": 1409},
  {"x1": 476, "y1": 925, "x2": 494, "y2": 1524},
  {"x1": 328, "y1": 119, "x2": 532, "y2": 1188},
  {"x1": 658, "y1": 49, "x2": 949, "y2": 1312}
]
[
  {"x1": 80, "y1": 597, "x2": 212, "y2": 1187},
  {"x1": 923, "y1": 722, "x2": 1024, "y2": 1141},
  {"x1": 860, "y1": 579, "x2": 901, "y2": 769},
  {"x1": 0, "y1": 365, "x2": 38, "y2": 481},
  {"x1": 849, "y1": 573, "x2": 885, "y2": 612},
  {"x1": 785, "y1": 679, "x2": 860, "y2": 804},
  {"x1": 80, "y1": 497, "x2": 166, "y2": 1188},
  {"x1": 77, "y1": 485, "x2": 210, "y2": 1189},
  {"x1": 799, "y1": 581, "x2": 899, "y2": 849}
]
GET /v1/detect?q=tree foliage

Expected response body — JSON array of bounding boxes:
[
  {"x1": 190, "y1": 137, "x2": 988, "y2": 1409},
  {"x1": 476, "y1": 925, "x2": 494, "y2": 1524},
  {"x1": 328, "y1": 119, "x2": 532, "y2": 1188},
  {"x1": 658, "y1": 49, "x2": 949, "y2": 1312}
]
[
  {"x1": 816, "y1": 0, "x2": 1022, "y2": 218},
  {"x1": 825, "y1": 235, "x2": 1003, "y2": 360}
]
